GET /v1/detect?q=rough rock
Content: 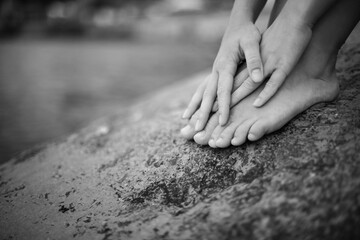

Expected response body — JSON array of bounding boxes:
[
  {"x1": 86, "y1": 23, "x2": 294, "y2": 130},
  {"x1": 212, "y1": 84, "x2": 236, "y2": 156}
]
[{"x1": 1, "y1": 42, "x2": 360, "y2": 240}]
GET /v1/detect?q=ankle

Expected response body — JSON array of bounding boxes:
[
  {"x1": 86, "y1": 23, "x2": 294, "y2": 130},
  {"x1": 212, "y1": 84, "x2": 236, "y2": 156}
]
[{"x1": 302, "y1": 43, "x2": 338, "y2": 79}]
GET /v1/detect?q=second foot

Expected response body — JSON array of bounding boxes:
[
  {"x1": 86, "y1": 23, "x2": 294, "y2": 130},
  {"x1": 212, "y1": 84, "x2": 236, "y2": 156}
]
[{"x1": 208, "y1": 67, "x2": 339, "y2": 148}]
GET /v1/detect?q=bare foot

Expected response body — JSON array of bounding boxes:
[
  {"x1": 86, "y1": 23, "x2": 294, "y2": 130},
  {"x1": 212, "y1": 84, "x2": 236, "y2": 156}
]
[
  {"x1": 208, "y1": 0, "x2": 360, "y2": 148},
  {"x1": 181, "y1": 0, "x2": 360, "y2": 148},
  {"x1": 212, "y1": 48, "x2": 339, "y2": 148},
  {"x1": 180, "y1": 110, "x2": 219, "y2": 145},
  {"x1": 181, "y1": 50, "x2": 339, "y2": 148}
]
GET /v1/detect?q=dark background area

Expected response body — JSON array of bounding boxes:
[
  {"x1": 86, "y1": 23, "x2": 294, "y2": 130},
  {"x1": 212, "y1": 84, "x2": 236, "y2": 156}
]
[{"x1": 0, "y1": 0, "x2": 273, "y2": 163}]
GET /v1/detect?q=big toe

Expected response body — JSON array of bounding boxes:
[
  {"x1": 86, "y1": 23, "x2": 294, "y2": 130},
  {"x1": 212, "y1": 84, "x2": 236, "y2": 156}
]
[
  {"x1": 194, "y1": 113, "x2": 219, "y2": 145},
  {"x1": 231, "y1": 120, "x2": 254, "y2": 146},
  {"x1": 180, "y1": 125, "x2": 196, "y2": 139},
  {"x1": 208, "y1": 124, "x2": 225, "y2": 148},
  {"x1": 247, "y1": 119, "x2": 270, "y2": 141}
]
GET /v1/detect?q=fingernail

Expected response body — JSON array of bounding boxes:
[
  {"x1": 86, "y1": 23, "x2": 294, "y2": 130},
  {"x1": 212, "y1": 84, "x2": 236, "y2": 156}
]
[
  {"x1": 195, "y1": 120, "x2": 201, "y2": 131},
  {"x1": 182, "y1": 109, "x2": 189, "y2": 118},
  {"x1": 253, "y1": 98, "x2": 262, "y2": 107},
  {"x1": 251, "y1": 69, "x2": 262, "y2": 83}
]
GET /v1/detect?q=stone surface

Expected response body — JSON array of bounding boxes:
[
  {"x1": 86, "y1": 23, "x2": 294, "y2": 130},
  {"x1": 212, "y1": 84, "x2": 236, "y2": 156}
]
[{"x1": 1, "y1": 40, "x2": 360, "y2": 240}]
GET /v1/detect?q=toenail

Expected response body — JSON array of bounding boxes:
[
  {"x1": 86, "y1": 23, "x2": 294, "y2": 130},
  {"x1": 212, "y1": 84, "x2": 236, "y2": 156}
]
[
  {"x1": 216, "y1": 137, "x2": 223, "y2": 144},
  {"x1": 181, "y1": 125, "x2": 191, "y2": 133},
  {"x1": 248, "y1": 133, "x2": 256, "y2": 141},
  {"x1": 195, "y1": 131, "x2": 205, "y2": 138},
  {"x1": 209, "y1": 139, "x2": 215, "y2": 147}
]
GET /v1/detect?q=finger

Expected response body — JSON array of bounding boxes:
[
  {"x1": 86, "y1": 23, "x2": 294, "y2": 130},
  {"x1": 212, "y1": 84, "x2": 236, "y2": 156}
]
[
  {"x1": 195, "y1": 72, "x2": 218, "y2": 131},
  {"x1": 234, "y1": 60, "x2": 247, "y2": 80},
  {"x1": 241, "y1": 40, "x2": 263, "y2": 83},
  {"x1": 212, "y1": 64, "x2": 248, "y2": 113},
  {"x1": 233, "y1": 67, "x2": 249, "y2": 90},
  {"x1": 214, "y1": 52, "x2": 238, "y2": 126},
  {"x1": 253, "y1": 68, "x2": 287, "y2": 107},
  {"x1": 212, "y1": 100, "x2": 219, "y2": 112},
  {"x1": 263, "y1": 59, "x2": 274, "y2": 79},
  {"x1": 230, "y1": 76, "x2": 261, "y2": 108},
  {"x1": 217, "y1": 70, "x2": 234, "y2": 126},
  {"x1": 183, "y1": 75, "x2": 208, "y2": 119}
]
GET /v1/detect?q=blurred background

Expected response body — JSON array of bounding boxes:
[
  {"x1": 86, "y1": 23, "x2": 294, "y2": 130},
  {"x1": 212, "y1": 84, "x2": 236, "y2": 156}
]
[{"x1": 0, "y1": 0, "x2": 273, "y2": 163}]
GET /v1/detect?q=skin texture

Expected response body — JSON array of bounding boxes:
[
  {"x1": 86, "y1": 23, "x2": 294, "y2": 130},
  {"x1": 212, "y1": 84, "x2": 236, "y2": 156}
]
[
  {"x1": 182, "y1": 0, "x2": 267, "y2": 130},
  {"x1": 226, "y1": 0, "x2": 340, "y2": 109},
  {"x1": 181, "y1": 0, "x2": 360, "y2": 148}
]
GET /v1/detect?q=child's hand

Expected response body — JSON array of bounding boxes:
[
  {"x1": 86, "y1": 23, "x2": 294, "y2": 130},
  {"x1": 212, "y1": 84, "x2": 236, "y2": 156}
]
[
  {"x1": 225, "y1": 15, "x2": 313, "y2": 109},
  {"x1": 182, "y1": 23, "x2": 264, "y2": 131}
]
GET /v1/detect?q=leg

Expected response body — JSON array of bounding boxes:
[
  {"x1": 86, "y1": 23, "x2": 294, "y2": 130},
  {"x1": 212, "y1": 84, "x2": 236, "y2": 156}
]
[
  {"x1": 191, "y1": 0, "x2": 289, "y2": 146},
  {"x1": 208, "y1": 0, "x2": 360, "y2": 147},
  {"x1": 229, "y1": 0, "x2": 342, "y2": 109},
  {"x1": 268, "y1": 0, "x2": 287, "y2": 27},
  {"x1": 187, "y1": 0, "x2": 287, "y2": 148}
]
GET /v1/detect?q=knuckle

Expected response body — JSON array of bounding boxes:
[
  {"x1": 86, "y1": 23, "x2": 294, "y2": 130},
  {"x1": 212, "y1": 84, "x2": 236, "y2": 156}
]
[
  {"x1": 265, "y1": 81, "x2": 278, "y2": 92},
  {"x1": 277, "y1": 68, "x2": 288, "y2": 78},
  {"x1": 215, "y1": 58, "x2": 229, "y2": 70},
  {"x1": 217, "y1": 89, "x2": 227, "y2": 98},
  {"x1": 238, "y1": 69, "x2": 249, "y2": 79},
  {"x1": 234, "y1": 77, "x2": 242, "y2": 88},
  {"x1": 242, "y1": 79, "x2": 255, "y2": 90},
  {"x1": 203, "y1": 90, "x2": 211, "y2": 99},
  {"x1": 241, "y1": 31, "x2": 260, "y2": 45},
  {"x1": 275, "y1": 58, "x2": 289, "y2": 70},
  {"x1": 215, "y1": 54, "x2": 236, "y2": 71},
  {"x1": 217, "y1": 85, "x2": 230, "y2": 96},
  {"x1": 246, "y1": 57, "x2": 262, "y2": 68},
  {"x1": 264, "y1": 54, "x2": 278, "y2": 67}
]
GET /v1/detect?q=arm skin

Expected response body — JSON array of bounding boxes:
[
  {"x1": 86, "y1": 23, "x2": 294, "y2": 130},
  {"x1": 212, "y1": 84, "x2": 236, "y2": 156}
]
[
  {"x1": 282, "y1": 0, "x2": 339, "y2": 28},
  {"x1": 253, "y1": 0, "x2": 340, "y2": 106},
  {"x1": 228, "y1": 0, "x2": 268, "y2": 25},
  {"x1": 225, "y1": 0, "x2": 341, "y2": 109}
]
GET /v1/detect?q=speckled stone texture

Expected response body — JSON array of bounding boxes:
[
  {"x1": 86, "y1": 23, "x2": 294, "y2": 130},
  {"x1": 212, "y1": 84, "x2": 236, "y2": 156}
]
[{"x1": 1, "y1": 38, "x2": 360, "y2": 240}]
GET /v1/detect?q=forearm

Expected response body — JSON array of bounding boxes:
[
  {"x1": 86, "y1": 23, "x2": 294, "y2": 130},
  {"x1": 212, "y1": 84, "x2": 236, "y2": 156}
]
[
  {"x1": 280, "y1": 0, "x2": 339, "y2": 27},
  {"x1": 228, "y1": 0, "x2": 268, "y2": 27}
]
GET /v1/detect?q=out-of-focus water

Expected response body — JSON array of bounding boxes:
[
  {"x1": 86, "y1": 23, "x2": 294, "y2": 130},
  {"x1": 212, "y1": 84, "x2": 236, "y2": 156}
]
[
  {"x1": 0, "y1": 0, "x2": 279, "y2": 163},
  {"x1": 0, "y1": 39, "x2": 217, "y2": 162}
]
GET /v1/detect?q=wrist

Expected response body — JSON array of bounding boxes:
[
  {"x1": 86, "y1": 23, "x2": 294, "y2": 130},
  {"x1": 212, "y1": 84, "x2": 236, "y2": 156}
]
[
  {"x1": 281, "y1": 0, "x2": 337, "y2": 28},
  {"x1": 230, "y1": 0, "x2": 268, "y2": 24}
]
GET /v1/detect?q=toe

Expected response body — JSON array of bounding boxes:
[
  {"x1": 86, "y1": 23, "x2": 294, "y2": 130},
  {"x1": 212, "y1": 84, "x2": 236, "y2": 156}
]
[
  {"x1": 194, "y1": 114, "x2": 219, "y2": 145},
  {"x1": 208, "y1": 138, "x2": 217, "y2": 148},
  {"x1": 181, "y1": 125, "x2": 196, "y2": 139},
  {"x1": 231, "y1": 120, "x2": 254, "y2": 146},
  {"x1": 180, "y1": 111, "x2": 200, "y2": 139},
  {"x1": 215, "y1": 123, "x2": 238, "y2": 148},
  {"x1": 247, "y1": 119, "x2": 268, "y2": 141},
  {"x1": 209, "y1": 125, "x2": 224, "y2": 147}
]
